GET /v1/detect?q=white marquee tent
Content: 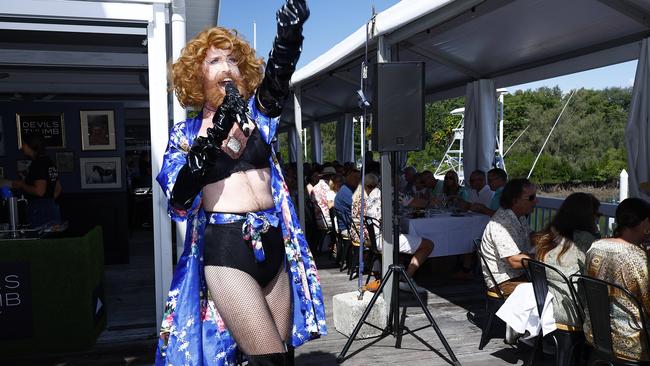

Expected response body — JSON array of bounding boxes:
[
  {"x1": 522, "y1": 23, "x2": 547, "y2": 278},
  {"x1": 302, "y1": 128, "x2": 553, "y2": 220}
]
[
  {"x1": 287, "y1": 0, "x2": 649, "y2": 122},
  {"x1": 283, "y1": 0, "x2": 650, "y2": 297}
]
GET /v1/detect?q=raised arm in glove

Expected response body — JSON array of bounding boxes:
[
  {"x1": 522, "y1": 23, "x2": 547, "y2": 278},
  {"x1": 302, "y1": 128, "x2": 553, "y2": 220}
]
[
  {"x1": 256, "y1": 0, "x2": 310, "y2": 117},
  {"x1": 157, "y1": 2, "x2": 326, "y2": 366}
]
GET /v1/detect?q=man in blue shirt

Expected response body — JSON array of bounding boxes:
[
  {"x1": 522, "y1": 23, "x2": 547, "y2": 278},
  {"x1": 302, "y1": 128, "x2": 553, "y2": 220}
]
[
  {"x1": 334, "y1": 169, "x2": 360, "y2": 234},
  {"x1": 470, "y1": 168, "x2": 507, "y2": 216}
]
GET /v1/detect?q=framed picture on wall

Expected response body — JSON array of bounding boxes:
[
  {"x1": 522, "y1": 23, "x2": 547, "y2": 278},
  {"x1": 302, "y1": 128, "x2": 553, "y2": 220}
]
[
  {"x1": 80, "y1": 157, "x2": 121, "y2": 189},
  {"x1": 16, "y1": 159, "x2": 31, "y2": 179},
  {"x1": 16, "y1": 113, "x2": 65, "y2": 149},
  {"x1": 80, "y1": 110, "x2": 116, "y2": 151},
  {"x1": 55, "y1": 152, "x2": 75, "y2": 173}
]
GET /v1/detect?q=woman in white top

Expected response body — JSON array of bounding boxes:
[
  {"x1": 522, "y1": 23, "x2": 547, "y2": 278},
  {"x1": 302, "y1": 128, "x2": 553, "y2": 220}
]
[{"x1": 532, "y1": 192, "x2": 600, "y2": 327}]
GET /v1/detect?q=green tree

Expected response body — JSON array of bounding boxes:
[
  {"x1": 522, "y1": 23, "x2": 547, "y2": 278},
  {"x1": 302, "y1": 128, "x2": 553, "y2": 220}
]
[
  {"x1": 313, "y1": 86, "x2": 631, "y2": 185},
  {"x1": 320, "y1": 121, "x2": 337, "y2": 162},
  {"x1": 503, "y1": 87, "x2": 630, "y2": 184},
  {"x1": 407, "y1": 96, "x2": 464, "y2": 171}
]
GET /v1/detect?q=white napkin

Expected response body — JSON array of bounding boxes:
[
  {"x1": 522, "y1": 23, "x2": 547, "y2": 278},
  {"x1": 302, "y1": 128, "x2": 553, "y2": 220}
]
[{"x1": 496, "y1": 282, "x2": 557, "y2": 338}]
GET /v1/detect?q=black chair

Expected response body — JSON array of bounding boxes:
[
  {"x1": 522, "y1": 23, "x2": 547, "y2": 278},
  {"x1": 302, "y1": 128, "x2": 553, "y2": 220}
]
[
  {"x1": 361, "y1": 216, "x2": 418, "y2": 284},
  {"x1": 328, "y1": 208, "x2": 340, "y2": 260},
  {"x1": 339, "y1": 210, "x2": 355, "y2": 276},
  {"x1": 303, "y1": 197, "x2": 319, "y2": 253},
  {"x1": 313, "y1": 206, "x2": 335, "y2": 255},
  {"x1": 363, "y1": 216, "x2": 383, "y2": 285},
  {"x1": 330, "y1": 207, "x2": 345, "y2": 266},
  {"x1": 332, "y1": 208, "x2": 353, "y2": 272},
  {"x1": 571, "y1": 274, "x2": 650, "y2": 366},
  {"x1": 471, "y1": 238, "x2": 508, "y2": 350},
  {"x1": 521, "y1": 258, "x2": 585, "y2": 366}
]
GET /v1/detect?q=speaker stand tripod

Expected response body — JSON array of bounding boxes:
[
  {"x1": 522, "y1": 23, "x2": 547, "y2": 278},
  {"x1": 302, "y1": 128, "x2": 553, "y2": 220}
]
[{"x1": 336, "y1": 152, "x2": 461, "y2": 366}]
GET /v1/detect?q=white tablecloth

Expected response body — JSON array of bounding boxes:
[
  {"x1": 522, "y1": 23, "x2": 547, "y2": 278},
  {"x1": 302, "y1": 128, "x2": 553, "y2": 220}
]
[
  {"x1": 496, "y1": 283, "x2": 557, "y2": 337},
  {"x1": 401, "y1": 212, "x2": 490, "y2": 257}
]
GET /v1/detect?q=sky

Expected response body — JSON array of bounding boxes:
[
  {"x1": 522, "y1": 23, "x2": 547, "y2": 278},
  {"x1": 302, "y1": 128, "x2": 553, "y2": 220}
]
[{"x1": 218, "y1": 0, "x2": 638, "y2": 93}]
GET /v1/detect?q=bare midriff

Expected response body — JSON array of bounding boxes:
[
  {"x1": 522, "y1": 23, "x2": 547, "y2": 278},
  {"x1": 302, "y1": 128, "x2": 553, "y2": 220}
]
[{"x1": 202, "y1": 167, "x2": 274, "y2": 213}]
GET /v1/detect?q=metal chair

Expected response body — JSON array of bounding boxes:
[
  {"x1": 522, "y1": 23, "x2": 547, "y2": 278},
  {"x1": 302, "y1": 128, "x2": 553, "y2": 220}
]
[
  {"x1": 363, "y1": 216, "x2": 383, "y2": 285},
  {"x1": 571, "y1": 274, "x2": 650, "y2": 366},
  {"x1": 332, "y1": 208, "x2": 353, "y2": 272},
  {"x1": 471, "y1": 238, "x2": 508, "y2": 350},
  {"x1": 328, "y1": 208, "x2": 340, "y2": 260},
  {"x1": 521, "y1": 258, "x2": 585, "y2": 366},
  {"x1": 313, "y1": 206, "x2": 335, "y2": 255}
]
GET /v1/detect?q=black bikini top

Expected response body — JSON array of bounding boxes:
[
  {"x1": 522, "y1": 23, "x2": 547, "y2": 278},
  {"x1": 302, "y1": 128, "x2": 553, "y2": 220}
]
[{"x1": 202, "y1": 126, "x2": 271, "y2": 184}]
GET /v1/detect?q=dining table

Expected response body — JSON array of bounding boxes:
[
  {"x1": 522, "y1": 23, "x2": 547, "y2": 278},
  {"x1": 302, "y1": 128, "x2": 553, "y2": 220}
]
[{"x1": 400, "y1": 209, "x2": 490, "y2": 257}]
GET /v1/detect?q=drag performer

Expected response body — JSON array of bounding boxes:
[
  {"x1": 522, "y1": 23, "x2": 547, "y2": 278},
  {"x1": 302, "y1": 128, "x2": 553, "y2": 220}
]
[{"x1": 154, "y1": 1, "x2": 326, "y2": 365}]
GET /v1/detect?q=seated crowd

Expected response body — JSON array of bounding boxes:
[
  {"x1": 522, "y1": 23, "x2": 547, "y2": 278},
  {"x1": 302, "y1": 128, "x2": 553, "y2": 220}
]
[
  {"x1": 282, "y1": 160, "x2": 514, "y2": 287},
  {"x1": 478, "y1": 176, "x2": 650, "y2": 361},
  {"x1": 284, "y1": 159, "x2": 650, "y2": 361}
]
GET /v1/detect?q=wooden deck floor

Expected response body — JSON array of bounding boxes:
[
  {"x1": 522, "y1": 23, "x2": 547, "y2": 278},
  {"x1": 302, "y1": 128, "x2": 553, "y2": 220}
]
[
  {"x1": 294, "y1": 256, "x2": 533, "y2": 366},
  {"x1": 8, "y1": 231, "x2": 541, "y2": 366}
]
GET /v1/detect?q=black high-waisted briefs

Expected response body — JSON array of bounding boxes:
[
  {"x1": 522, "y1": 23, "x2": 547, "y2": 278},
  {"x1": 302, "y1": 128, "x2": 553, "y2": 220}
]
[{"x1": 203, "y1": 221, "x2": 284, "y2": 288}]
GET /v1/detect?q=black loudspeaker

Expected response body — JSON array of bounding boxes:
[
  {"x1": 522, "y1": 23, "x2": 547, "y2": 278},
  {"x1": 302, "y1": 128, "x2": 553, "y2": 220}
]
[{"x1": 371, "y1": 62, "x2": 424, "y2": 152}]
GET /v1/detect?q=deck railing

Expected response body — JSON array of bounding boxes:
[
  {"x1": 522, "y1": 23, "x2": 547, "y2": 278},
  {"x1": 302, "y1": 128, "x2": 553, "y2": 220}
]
[{"x1": 529, "y1": 196, "x2": 618, "y2": 237}]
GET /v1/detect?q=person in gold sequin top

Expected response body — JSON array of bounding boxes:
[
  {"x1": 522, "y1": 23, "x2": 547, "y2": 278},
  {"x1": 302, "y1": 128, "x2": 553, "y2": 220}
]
[{"x1": 584, "y1": 198, "x2": 650, "y2": 361}]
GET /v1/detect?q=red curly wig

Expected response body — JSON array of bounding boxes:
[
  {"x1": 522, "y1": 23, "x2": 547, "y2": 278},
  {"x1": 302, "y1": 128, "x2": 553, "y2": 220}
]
[{"x1": 171, "y1": 27, "x2": 264, "y2": 108}]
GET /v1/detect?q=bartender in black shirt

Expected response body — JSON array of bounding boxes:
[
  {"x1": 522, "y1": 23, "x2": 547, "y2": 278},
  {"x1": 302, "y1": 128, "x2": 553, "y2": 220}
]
[{"x1": 12, "y1": 134, "x2": 62, "y2": 227}]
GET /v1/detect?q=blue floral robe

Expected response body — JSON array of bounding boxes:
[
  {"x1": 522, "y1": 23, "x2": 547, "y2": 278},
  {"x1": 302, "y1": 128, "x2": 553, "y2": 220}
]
[{"x1": 154, "y1": 98, "x2": 327, "y2": 365}]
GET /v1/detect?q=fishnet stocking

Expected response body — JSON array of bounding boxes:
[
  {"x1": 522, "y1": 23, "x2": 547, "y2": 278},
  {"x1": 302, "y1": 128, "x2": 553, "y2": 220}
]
[
  {"x1": 204, "y1": 264, "x2": 291, "y2": 355},
  {"x1": 262, "y1": 264, "x2": 291, "y2": 343}
]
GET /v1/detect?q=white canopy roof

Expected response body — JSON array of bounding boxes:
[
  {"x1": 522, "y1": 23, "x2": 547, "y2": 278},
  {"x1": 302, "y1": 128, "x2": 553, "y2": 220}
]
[{"x1": 281, "y1": 0, "x2": 650, "y2": 125}]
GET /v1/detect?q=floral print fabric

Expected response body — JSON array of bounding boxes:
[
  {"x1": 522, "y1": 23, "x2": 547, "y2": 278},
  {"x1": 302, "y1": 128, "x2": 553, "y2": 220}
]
[
  {"x1": 480, "y1": 208, "x2": 532, "y2": 288},
  {"x1": 350, "y1": 187, "x2": 381, "y2": 244},
  {"x1": 584, "y1": 239, "x2": 650, "y2": 361},
  {"x1": 154, "y1": 98, "x2": 326, "y2": 366},
  {"x1": 310, "y1": 179, "x2": 331, "y2": 230}
]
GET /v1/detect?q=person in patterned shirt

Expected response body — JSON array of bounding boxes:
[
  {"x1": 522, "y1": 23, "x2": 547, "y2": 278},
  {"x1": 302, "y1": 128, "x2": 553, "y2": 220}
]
[
  {"x1": 583, "y1": 198, "x2": 650, "y2": 361},
  {"x1": 310, "y1": 166, "x2": 336, "y2": 230},
  {"x1": 479, "y1": 178, "x2": 537, "y2": 295}
]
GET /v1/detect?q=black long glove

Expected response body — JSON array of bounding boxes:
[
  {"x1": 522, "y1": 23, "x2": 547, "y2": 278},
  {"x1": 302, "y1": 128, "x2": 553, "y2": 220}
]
[
  {"x1": 171, "y1": 83, "x2": 246, "y2": 210},
  {"x1": 255, "y1": 0, "x2": 309, "y2": 118},
  {"x1": 213, "y1": 82, "x2": 250, "y2": 138},
  {"x1": 170, "y1": 135, "x2": 221, "y2": 210}
]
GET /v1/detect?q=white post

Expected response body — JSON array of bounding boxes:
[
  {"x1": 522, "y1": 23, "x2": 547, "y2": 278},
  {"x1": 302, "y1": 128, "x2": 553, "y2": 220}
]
[
  {"x1": 608, "y1": 169, "x2": 629, "y2": 233},
  {"x1": 620, "y1": 169, "x2": 629, "y2": 202},
  {"x1": 253, "y1": 20, "x2": 257, "y2": 50},
  {"x1": 149, "y1": 3, "x2": 173, "y2": 330},
  {"x1": 303, "y1": 127, "x2": 308, "y2": 161},
  {"x1": 171, "y1": 0, "x2": 187, "y2": 263},
  {"x1": 351, "y1": 117, "x2": 356, "y2": 164},
  {"x1": 294, "y1": 89, "x2": 306, "y2": 229},
  {"x1": 498, "y1": 91, "x2": 504, "y2": 169}
]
